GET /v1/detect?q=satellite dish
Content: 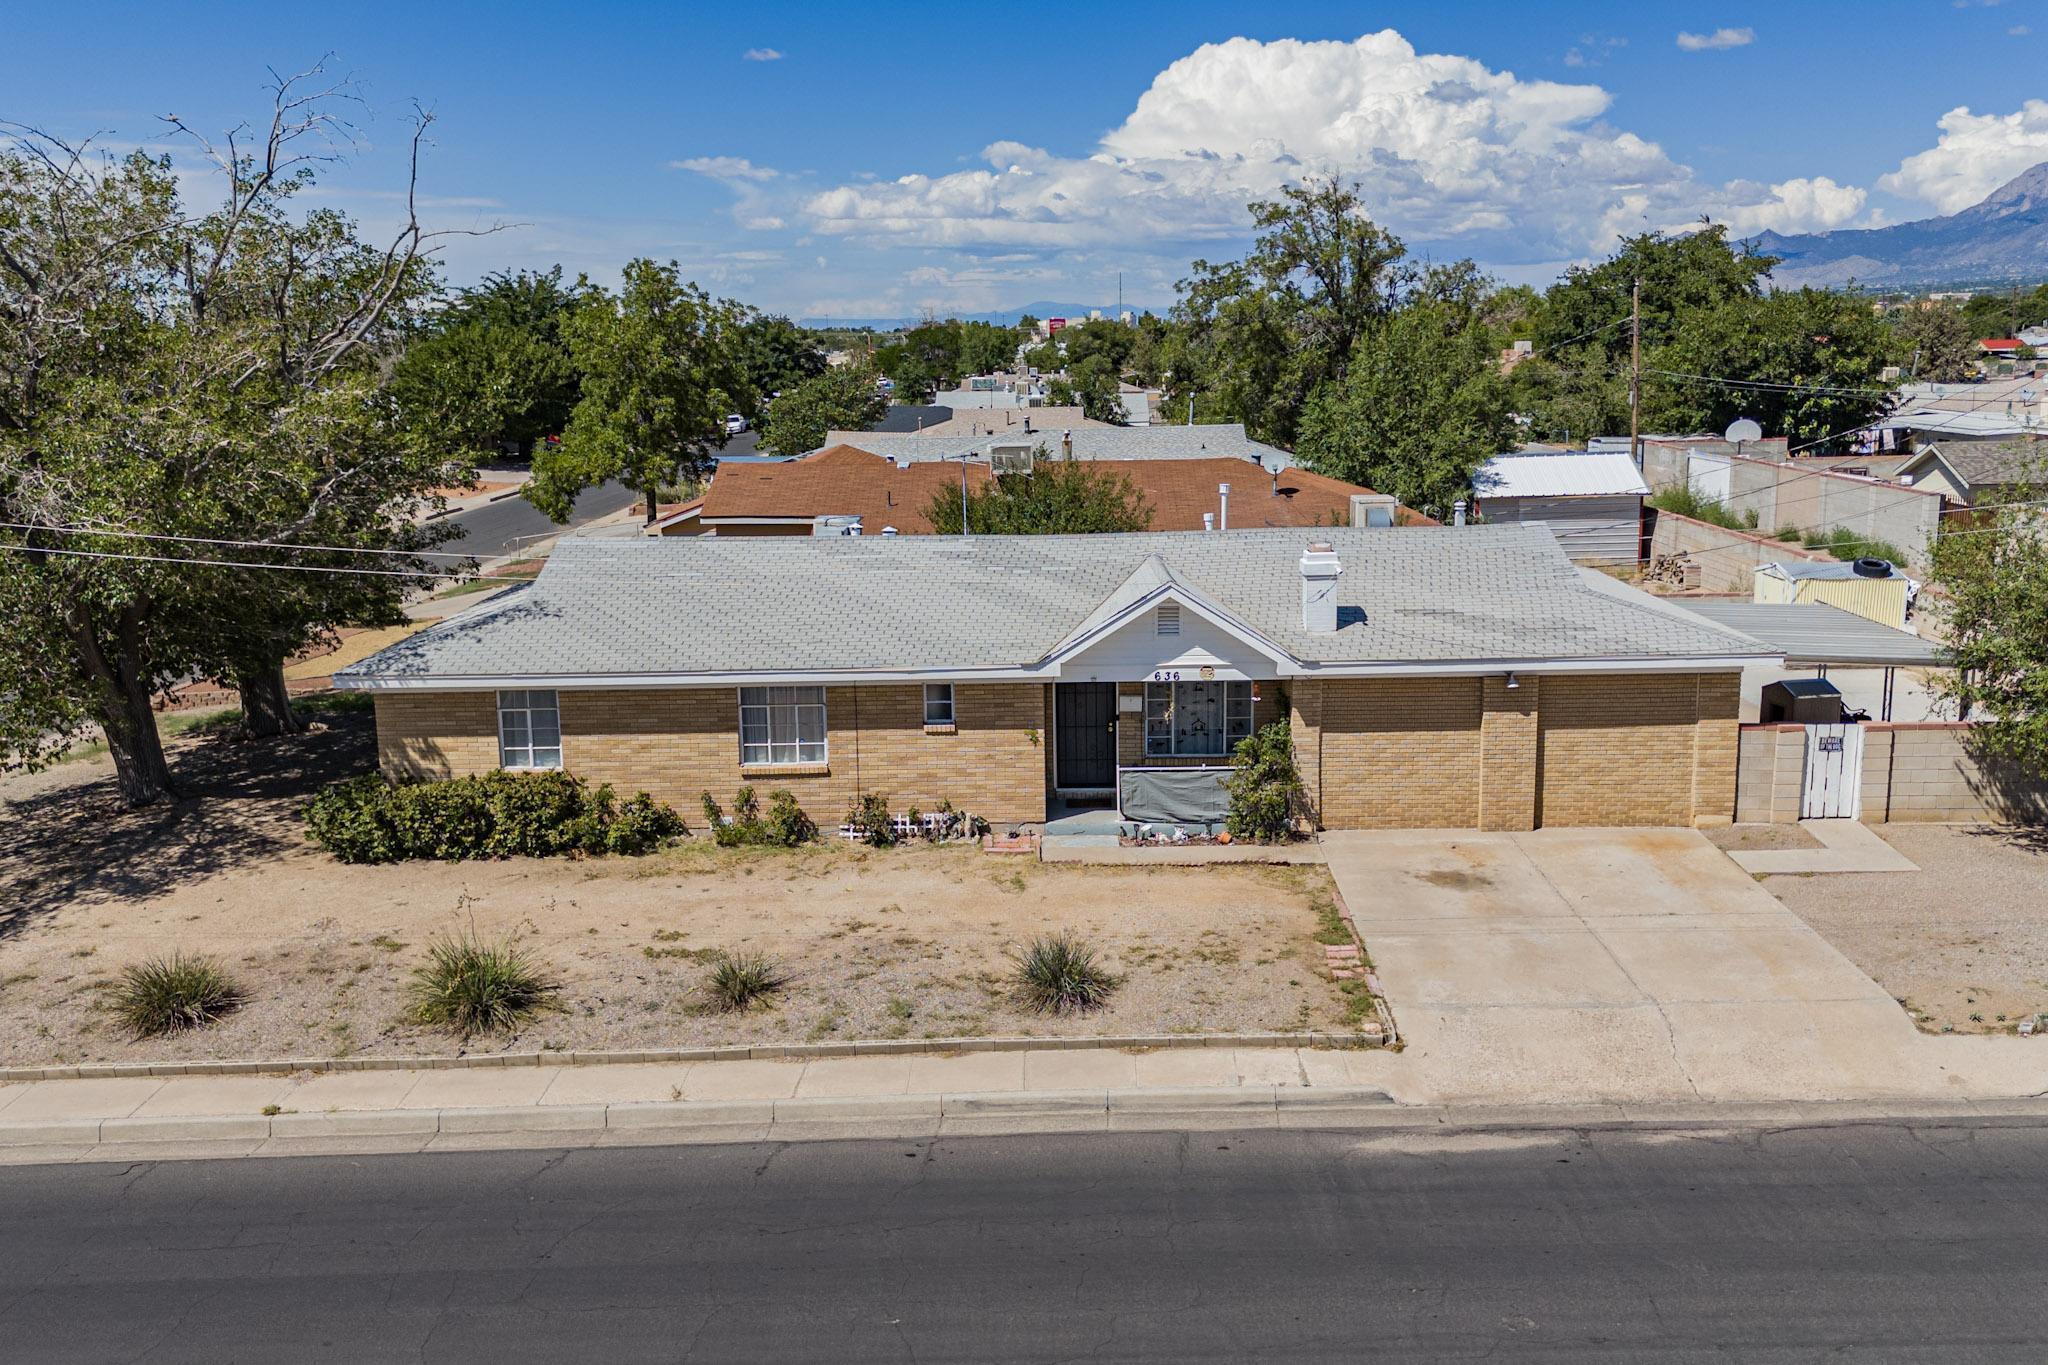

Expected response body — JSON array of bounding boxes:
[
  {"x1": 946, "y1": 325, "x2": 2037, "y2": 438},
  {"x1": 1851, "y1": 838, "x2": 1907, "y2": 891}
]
[{"x1": 1724, "y1": 418, "x2": 1763, "y2": 445}]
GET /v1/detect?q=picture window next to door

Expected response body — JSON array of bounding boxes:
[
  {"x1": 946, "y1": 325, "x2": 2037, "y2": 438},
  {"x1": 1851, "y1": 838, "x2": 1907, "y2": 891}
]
[{"x1": 1144, "y1": 680, "x2": 1252, "y2": 757}]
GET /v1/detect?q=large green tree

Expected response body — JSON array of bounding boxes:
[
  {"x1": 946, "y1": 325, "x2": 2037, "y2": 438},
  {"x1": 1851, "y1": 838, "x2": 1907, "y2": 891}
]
[
  {"x1": 1930, "y1": 460, "x2": 2048, "y2": 776},
  {"x1": 1890, "y1": 301, "x2": 1981, "y2": 382},
  {"x1": 390, "y1": 266, "x2": 591, "y2": 460},
  {"x1": 527, "y1": 260, "x2": 751, "y2": 525},
  {"x1": 758, "y1": 362, "x2": 889, "y2": 456},
  {"x1": 1295, "y1": 262, "x2": 1518, "y2": 517},
  {"x1": 924, "y1": 453, "x2": 1151, "y2": 534},
  {"x1": 1646, "y1": 288, "x2": 1895, "y2": 449},
  {"x1": 1165, "y1": 181, "x2": 1406, "y2": 445},
  {"x1": 0, "y1": 73, "x2": 460, "y2": 801},
  {"x1": 735, "y1": 313, "x2": 826, "y2": 413}
]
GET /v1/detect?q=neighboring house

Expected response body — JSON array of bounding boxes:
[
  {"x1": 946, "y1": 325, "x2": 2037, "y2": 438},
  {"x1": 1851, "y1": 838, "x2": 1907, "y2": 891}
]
[
  {"x1": 1753, "y1": 559, "x2": 1911, "y2": 630},
  {"x1": 1471, "y1": 451, "x2": 1650, "y2": 566},
  {"x1": 818, "y1": 421, "x2": 1298, "y2": 470},
  {"x1": 1894, "y1": 440, "x2": 2044, "y2": 507},
  {"x1": 891, "y1": 406, "x2": 1108, "y2": 438},
  {"x1": 338, "y1": 527, "x2": 1775, "y2": 832},
  {"x1": 647, "y1": 445, "x2": 1431, "y2": 537}
]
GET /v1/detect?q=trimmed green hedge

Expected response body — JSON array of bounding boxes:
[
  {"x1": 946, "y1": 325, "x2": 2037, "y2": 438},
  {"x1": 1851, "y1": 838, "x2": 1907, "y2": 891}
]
[{"x1": 306, "y1": 771, "x2": 686, "y2": 863}]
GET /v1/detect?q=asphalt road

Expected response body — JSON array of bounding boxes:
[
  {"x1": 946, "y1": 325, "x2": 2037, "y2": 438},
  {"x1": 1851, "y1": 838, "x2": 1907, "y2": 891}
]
[
  {"x1": 437, "y1": 431, "x2": 765, "y2": 561},
  {"x1": 5, "y1": 1120, "x2": 2048, "y2": 1362}
]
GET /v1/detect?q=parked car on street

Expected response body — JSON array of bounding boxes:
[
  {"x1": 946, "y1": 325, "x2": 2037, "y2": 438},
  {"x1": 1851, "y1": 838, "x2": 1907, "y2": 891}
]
[{"x1": 725, "y1": 414, "x2": 747, "y2": 435}]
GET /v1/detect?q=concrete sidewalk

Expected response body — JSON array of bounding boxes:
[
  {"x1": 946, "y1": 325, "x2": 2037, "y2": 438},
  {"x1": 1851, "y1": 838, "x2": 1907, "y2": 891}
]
[{"x1": 1727, "y1": 818, "x2": 1921, "y2": 875}]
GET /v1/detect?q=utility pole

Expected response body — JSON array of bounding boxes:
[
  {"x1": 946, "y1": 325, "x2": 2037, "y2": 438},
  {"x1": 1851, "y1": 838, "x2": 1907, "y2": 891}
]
[{"x1": 1629, "y1": 276, "x2": 1642, "y2": 470}]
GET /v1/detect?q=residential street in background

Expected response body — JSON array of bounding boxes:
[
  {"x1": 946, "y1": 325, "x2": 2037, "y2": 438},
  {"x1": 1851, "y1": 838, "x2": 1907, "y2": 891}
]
[{"x1": 5, "y1": 1123, "x2": 2047, "y2": 1362}]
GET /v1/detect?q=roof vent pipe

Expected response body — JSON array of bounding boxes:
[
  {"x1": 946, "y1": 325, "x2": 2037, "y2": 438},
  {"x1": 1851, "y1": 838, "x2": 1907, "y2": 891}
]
[
  {"x1": 1300, "y1": 542, "x2": 1342, "y2": 634},
  {"x1": 1203, "y1": 512, "x2": 1215, "y2": 532},
  {"x1": 1061, "y1": 429, "x2": 1073, "y2": 459},
  {"x1": 1218, "y1": 482, "x2": 1231, "y2": 530},
  {"x1": 1454, "y1": 499, "x2": 1468, "y2": 527}
]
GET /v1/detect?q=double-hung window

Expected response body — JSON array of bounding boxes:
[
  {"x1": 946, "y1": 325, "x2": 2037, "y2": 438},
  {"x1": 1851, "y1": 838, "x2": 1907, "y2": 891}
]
[
  {"x1": 1144, "y1": 680, "x2": 1253, "y2": 758},
  {"x1": 497, "y1": 689, "x2": 562, "y2": 770},
  {"x1": 923, "y1": 683, "x2": 955, "y2": 727},
  {"x1": 739, "y1": 686, "x2": 827, "y2": 766}
]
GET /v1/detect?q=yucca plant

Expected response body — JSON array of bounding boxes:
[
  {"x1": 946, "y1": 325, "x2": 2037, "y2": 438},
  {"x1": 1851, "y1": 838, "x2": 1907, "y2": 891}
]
[
  {"x1": 112, "y1": 954, "x2": 244, "y2": 1037},
  {"x1": 408, "y1": 935, "x2": 559, "y2": 1037},
  {"x1": 1013, "y1": 932, "x2": 1119, "y2": 1014},
  {"x1": 705, "y1": 952, "x2": 786, "y2": 1012}
]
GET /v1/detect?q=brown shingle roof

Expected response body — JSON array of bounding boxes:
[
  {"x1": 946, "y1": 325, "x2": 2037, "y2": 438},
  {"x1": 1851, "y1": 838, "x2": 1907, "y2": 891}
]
[{"x1": 694, "y1": 446, "x2": 1432, "y2": 534}]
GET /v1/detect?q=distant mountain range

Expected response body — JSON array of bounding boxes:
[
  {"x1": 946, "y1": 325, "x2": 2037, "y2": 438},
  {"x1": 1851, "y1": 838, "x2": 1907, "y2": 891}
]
[
  {"x1": 1753, "y1": 163, "x2": 2048, "y2": 291},
  {"x1": 799, "y1": 301, "x2": 1164, "y2": 331}
]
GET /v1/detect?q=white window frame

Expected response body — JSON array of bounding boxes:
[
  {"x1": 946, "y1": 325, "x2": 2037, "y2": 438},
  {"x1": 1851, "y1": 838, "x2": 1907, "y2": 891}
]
[
  {"x1": 739, "y1": 685, "x2": 828, "y2": 767},
  {"x1": 497, "y1": 689, "x2": 563, "y2": 771},
  {"x1": 1143, "y1": 680, "x2": 1253, "y2": 758},
  {"x1": 923, "y1": 683, "x2": 955, "y2": 727}
]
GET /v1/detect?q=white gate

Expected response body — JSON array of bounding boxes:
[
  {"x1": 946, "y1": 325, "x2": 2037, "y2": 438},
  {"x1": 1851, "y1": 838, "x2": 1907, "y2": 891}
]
[
  {"x1": 1686, "y1": 452, "x2": 1732, "y2": 504},
  {"x1": 1800, "y1": 723, "x2": 1864, "y2": 819}
]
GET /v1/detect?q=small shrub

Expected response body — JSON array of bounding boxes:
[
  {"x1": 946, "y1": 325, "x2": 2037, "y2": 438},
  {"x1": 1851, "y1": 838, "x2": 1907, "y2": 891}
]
[
  {"x1": 847, "y1": 792, "x2": 897, "y2": 847},
  {"x1": 1224, "y1": 721, "x2": 1305, "y2": 843},
  {"x1": 706, "y1": 786, "x2": 815, "y2": 847},
  {"x1": 307, "y1": 771, "x2": 685, "y2": 863},
  {"x1": 1013, "y1": 932, "x2": 1119, "y2": 1014},
  {"x1": 705, "y1": 952, "x2": 786, "y2": 1012},
  {"x1": 408, "y1": 935, "x2": 559, "y2": 1036},
  {"x1": 1649, "y1": 486, "x2": 1749, "y2": 532},
  {"x1": 1799, "y1": 526, "x2": 1910, "y2": 567},
  {"x1": 111, "y1": 954, "x2": 243, "y2": 1037},
  {"x1": 763, "y1": 790, "x2": 817, "y2": 845}
]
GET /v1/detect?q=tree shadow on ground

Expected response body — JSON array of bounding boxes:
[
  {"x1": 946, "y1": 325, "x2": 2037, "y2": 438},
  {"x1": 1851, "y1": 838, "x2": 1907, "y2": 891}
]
[
  {"x1": 0, "y1": 712, "x2": 376, "y2": 941},
  {"x1": 1962, "y1": 823, "x2": 2048, "y2": 856}
]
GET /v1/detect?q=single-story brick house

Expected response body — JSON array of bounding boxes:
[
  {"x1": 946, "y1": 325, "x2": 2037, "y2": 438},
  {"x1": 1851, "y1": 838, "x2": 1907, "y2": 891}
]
[{"x1": 337, "y1": 527, "x2": 1777, "y2": 830}]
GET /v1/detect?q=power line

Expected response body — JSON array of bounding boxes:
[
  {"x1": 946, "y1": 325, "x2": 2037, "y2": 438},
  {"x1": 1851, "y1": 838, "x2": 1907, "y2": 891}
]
[
  {"x1": 0, "y1": 541, "x2": 523, "y2": 582},
  {"x1": 0, "y1": 521, "x2": 482, "y2": 561},
  {"x1": 1644, "y1": 367, "x2": 1901, "y2": 400}
]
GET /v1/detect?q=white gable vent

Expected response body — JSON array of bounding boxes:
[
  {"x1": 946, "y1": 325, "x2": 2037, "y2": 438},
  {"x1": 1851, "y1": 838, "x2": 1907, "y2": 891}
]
[{"x1": 1157, "y1": 602, "x2": 1181, "y2": 636}]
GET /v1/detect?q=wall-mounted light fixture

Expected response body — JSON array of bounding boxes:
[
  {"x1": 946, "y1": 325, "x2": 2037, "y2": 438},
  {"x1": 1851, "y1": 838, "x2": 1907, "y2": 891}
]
[{"x1": 1504, "y1": 672, "x2": 1521, "y2": 690}]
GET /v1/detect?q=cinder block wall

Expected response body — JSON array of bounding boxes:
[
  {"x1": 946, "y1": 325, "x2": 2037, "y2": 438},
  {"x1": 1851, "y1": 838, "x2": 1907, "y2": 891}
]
[
  {"x1": 373, "y1": 683, "x2": 1049, "y2": 826},
  {"x1": 1291, "y1": 671, "x2": 1740, "y2": 830},
  {"x1": 1736, "y1": 722, "x2": 2048, "y2": 824}
]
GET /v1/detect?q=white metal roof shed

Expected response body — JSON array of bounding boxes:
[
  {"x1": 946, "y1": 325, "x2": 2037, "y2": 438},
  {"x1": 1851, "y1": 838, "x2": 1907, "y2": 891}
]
[{"x1": 1473, "y1": 451, "x2": 1652, "y2": 499}]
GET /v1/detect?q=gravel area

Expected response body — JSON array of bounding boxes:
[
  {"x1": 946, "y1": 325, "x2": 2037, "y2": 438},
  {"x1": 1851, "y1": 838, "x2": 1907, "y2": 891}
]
[
  {"x1": 1763, "y1": 824, "x2": 2048, "y2": 1034},
  {"x1": 1704, "y1": 824, "x2": 1823, "y2": 853},
  {"x1": 0, "y1": 712, "x2": 1359, "y2": 1066}
]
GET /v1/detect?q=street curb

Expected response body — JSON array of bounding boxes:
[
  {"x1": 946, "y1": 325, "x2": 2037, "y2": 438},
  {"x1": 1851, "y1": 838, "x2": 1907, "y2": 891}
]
[
  {"x1": 12, "y1": 1092, "x2": 2048, "y2": 1163},
  {"x1": 0, "y1": 1030, "x2": 1383, "y2": 1085},
  {"x1": 424, "y1": 486, "x2": 526, "y2": 521}
]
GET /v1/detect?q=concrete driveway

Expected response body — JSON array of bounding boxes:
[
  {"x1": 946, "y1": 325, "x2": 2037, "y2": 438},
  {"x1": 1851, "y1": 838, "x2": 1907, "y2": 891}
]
[{"x1": 1324, "y1": 828, "x2": 2039, "y2": 1104}]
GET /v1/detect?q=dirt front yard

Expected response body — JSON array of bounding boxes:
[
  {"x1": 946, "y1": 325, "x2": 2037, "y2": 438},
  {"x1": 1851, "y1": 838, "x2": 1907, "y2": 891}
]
[
  {"x1": 1760, "y1": 824, "x2": 2048, "y2": 1034},
  {"x1": 0, "y1": 710, "x2": 1361, "y2": 1066}
]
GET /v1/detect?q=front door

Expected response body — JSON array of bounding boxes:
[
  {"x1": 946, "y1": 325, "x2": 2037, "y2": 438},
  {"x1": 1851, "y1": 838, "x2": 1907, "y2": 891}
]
[{"x1": 1055, "y1": 683, "x2": 1118, "y2": 789}]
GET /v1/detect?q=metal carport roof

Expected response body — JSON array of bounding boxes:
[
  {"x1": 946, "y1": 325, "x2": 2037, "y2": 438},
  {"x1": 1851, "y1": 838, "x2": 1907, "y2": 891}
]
[{"x1": 1663, "y1": 601, "x2": 1948, "y2": 668}]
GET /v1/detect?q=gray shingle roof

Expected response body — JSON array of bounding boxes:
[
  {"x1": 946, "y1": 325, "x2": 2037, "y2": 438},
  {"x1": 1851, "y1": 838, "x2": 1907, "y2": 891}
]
[
  {"x1": 341, "y1": 527, "x2": 1772, "y2": 685},
  {"x1": 1917, "y1": 440, "x2": 2046, "y2": 490},
  {"x1": 817, "y1": 422, "x2": 1296, "y2": 469}
]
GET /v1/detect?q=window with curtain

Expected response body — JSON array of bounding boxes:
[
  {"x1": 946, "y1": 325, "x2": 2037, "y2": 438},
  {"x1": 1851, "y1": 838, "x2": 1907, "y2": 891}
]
[
  {"x1": 739, "y1": 686, "x2": 828, "y2": 765},
  {"x1": 1143, "y1": 680, "x2": 1253, "y2": 757},
  {"x1": 497, "y1": 689, "x2": 562, "y2": 770}
]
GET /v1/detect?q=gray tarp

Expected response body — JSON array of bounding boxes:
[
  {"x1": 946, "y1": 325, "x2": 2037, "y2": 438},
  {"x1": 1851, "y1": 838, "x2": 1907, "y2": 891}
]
[{"x1": 1119, "y1": 766, "x2": 1232, "y2": 826}]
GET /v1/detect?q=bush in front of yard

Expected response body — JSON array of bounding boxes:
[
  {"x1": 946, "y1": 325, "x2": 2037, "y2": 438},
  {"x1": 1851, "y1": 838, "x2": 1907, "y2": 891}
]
[
  {"x1": 705, "y1": 952, "x2": 787, "y2": 1012},
  {"x1": 305, "y1": 772, "x2": 685, "y2": 863},
  {"x1": 408, "y1": 934, "x2": 559, "y2": 1037},
  {"x1": 846, "y1": 792, "x2": 897, "y2": 847},
  {"x1": 701, "y1": 787, "x2": 816, "y2": 847},
  {"x1": 111, "y1": 954, "x2": 244, "y2": 1037},
  {"x1": 1224, "y1": 721, "x2": 1305, "y2": 843},
  {"x1": 1012, "y1": 932, "x2": 1119, "y2": 1014}
]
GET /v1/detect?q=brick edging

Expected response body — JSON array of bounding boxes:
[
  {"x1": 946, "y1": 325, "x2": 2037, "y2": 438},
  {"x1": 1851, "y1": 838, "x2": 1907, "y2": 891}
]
[{"x1": 0, "y1": 1029, "x2": 1385, "y2": 1084}]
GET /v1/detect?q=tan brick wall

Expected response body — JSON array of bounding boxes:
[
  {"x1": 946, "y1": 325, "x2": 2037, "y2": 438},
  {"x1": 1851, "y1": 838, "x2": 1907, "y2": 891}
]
[
  {"x1": 1289, "y1": 680, "x2": 1324, "y2": 827},
  {"x1": 1537, "y1": 674, "x2": 1708, "y2": 827},
  {"x1": 375, "y1": 692, "x2": 498, "y2": 781},
  {"x1": 1689, "y1": 673, "x2": 1741, "y2": 826},
  {"x1": 1478, "y1": 675, "x2": 1539, "y2": 831},
  {"x1": 1316, "y1": 677, "x2": 1483, "y2": 829},
  {"x1": 374, "y1": 683, "x2": 1048, "y2": 826}
]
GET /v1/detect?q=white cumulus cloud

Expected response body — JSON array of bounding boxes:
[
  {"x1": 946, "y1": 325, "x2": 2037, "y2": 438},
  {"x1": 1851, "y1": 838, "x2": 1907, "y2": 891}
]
[
  {"x1": 801, "y1": 31, "x2": 1856, "y2": 263},
  {"x1": 1880, "y1": 100, "x2": 2048, "y2": 210},
  {"x1": 1676, "y1": 27, "x2": 1756, "y2": 51},
  {"x1": 672, "y1": 155, "x2": 779, "y2": 183},
  {"x1": 743, "y1": 48, "x2": 784, "y2": 62}
]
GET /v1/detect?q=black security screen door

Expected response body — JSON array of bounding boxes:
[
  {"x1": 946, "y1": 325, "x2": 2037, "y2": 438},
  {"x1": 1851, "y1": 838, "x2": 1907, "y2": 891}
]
[{"x1": 1055, "y1": 683, "x2": 1118, "y2": 788}]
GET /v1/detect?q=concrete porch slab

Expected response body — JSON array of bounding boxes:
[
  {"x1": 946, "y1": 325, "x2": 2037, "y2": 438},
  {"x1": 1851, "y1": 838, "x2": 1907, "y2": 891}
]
[{"x1": 1729, "y1": 819, "x2": 1920, "y2": 875}]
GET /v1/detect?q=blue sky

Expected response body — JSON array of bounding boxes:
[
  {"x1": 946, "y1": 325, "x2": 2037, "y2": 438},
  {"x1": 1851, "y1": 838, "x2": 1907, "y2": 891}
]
[{"x1": 6, "y1": 1, "x2": 2044, "y2": 319}]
